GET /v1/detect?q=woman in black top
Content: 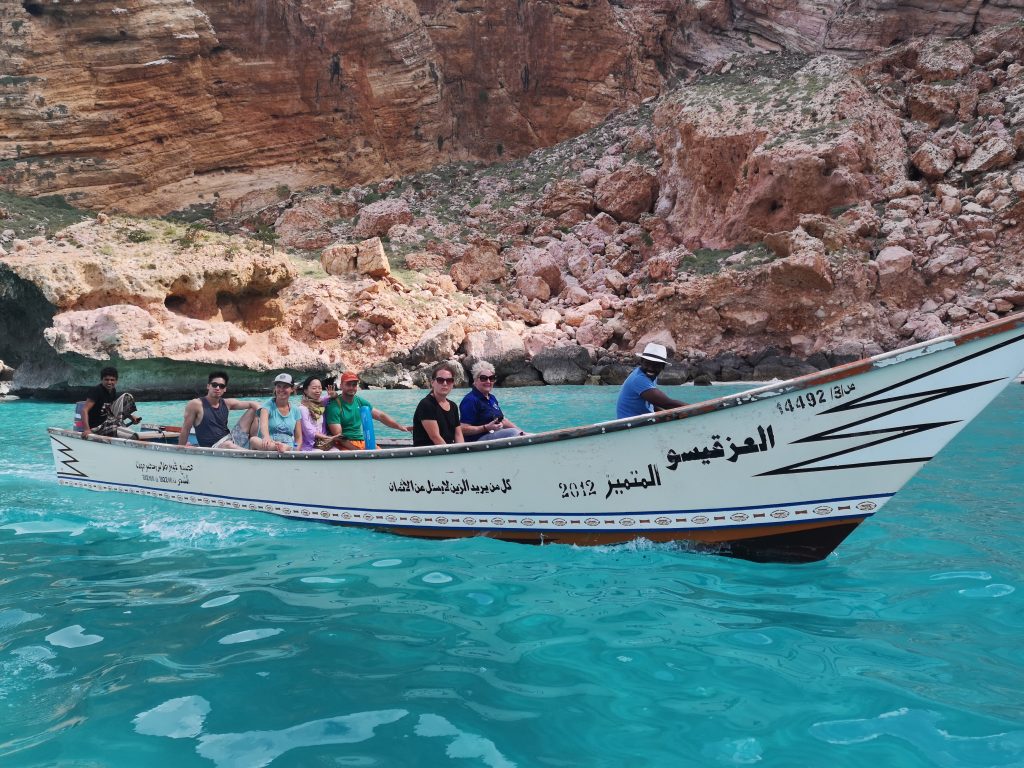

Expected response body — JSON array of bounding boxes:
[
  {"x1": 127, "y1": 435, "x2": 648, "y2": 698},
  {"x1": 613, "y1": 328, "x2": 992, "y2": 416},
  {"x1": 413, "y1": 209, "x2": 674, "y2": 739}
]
[{"x1": 412, "y1": 363, "x2": 465, "y2": 446}]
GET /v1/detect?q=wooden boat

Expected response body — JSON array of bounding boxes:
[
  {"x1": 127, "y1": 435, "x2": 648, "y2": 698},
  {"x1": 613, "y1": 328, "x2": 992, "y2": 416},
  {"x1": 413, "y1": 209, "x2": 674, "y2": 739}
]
[{"x1": 49, "y1": 312, "x2": 1024, "y2": 563}]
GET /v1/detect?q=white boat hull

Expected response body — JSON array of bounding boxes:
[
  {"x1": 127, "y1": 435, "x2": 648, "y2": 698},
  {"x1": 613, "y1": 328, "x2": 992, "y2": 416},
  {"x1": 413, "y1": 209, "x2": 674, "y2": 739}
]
[{"x1": 50, "y1": 313, "x2": 1024, "y2": 562}]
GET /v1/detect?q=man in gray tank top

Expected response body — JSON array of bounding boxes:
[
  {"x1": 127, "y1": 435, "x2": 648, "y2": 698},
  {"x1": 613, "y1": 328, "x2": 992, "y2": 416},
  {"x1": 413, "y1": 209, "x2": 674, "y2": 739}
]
[{"x1": 178, "y1": 371, "x2": 261, "y2": 448}]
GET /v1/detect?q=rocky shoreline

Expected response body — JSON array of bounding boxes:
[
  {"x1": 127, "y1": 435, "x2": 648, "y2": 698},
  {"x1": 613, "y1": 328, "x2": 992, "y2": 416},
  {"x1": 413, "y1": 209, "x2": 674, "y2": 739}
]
[{"x1": 2, "y1": 22, "x2": 1024, "y2": 397}]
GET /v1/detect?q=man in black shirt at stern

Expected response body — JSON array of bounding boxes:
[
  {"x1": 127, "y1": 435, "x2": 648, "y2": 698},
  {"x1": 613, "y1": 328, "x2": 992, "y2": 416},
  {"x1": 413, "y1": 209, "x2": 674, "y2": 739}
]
[{"x1": 81, "y1": 366, "x2": 140, "y2": 439}]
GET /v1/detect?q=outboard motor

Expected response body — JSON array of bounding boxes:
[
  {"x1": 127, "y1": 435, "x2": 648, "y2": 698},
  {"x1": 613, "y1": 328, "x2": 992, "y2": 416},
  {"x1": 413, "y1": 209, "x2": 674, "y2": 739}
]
[{"x1": 95, "y1": 393, "x2": 139, "y2": 439}]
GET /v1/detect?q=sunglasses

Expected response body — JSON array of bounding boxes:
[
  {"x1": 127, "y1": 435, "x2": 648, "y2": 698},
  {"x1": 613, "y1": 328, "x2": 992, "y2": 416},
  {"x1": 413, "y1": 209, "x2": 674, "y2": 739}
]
[
  {"x1": 477, "y1": 375, "x2": 496, "y2": 382},
  {"x1": 209, "y1": 382, "x2": 227, "y2": 389},
  {"x1": 434, "y1": 377, "x2": 454, "y2": 384}
]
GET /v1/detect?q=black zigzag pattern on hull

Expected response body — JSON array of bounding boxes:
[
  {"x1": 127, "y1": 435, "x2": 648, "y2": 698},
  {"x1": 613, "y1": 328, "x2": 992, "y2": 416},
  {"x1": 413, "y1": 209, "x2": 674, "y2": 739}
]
[
  {"x1": 758, "y1": 332, "x2": 1024, "y2": 477},
  {"x1": 51, "y1": 436, "x2": 88, "y2": 478}
]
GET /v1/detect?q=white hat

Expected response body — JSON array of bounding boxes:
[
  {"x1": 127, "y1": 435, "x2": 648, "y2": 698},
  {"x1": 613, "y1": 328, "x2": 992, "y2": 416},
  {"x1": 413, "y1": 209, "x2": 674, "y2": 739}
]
[
  {"x1": 273, "y1": 372, "x2": 294, "y2": 385},
  {"x1": 640, "y1": 343, "x2": 669, "y2": 364}
]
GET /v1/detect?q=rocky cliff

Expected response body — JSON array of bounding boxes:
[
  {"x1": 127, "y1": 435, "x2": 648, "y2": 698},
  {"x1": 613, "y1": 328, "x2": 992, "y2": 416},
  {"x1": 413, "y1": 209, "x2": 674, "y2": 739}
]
[
  {"x1": 2, "y1": 1, "x2": 1021, "y2": 213},
  {"x1": 1, "y1": 6, "x2": 1023, "y2": 396},
  {"x1": 0, "y1": 0, "x2": 665, "y2": 212}
]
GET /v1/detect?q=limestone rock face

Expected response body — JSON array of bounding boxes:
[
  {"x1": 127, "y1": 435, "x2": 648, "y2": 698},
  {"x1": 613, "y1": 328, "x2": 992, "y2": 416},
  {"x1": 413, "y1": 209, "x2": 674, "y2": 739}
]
[
  {"x1": 5, "y1": 221, "x2": 294, "y2": 314},
  {"x1": 0, "y1": 217, "x2": 494, "y2": 388},
  {"x1": 0, "y1": 0, "x2": 663, "y2": 213},
  {"x1": 654, "y1": 56, "x2": 906, "y2": 248},
  {"x1": 672, "y1": 0, "x2": 1024, "y2": 67},
  {"x1": 7, "y1": 0, "x2": 1021, "y2": 213}
]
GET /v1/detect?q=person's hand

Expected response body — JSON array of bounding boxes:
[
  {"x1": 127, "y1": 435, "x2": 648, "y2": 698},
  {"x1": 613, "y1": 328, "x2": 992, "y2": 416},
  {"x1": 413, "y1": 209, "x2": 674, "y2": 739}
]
[
  {"x1": 81, "y1": 429, "x2": 91, "y2": 439},
  {"x1": 132, "y1": 415, "x2": 142, "y2": 424}
]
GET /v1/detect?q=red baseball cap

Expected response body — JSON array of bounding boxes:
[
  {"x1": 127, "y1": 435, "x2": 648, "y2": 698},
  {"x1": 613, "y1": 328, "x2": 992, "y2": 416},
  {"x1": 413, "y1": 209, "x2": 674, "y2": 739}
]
[{"x1": 340, "y1": 371, "x2": 359, "y2": 383}]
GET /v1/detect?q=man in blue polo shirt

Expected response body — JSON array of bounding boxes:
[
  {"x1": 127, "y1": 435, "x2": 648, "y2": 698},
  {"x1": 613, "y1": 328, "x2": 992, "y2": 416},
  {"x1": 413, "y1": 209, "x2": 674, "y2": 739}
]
[{"x1": 616, "y1": 343, "x2": 688, "y2": 419}]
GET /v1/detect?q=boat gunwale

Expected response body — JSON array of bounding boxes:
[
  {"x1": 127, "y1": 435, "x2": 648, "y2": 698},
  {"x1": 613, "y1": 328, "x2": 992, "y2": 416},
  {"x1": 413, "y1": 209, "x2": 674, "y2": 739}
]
[{"x1": 47, "y1": 311, "x2": 1024, "y2": 461}]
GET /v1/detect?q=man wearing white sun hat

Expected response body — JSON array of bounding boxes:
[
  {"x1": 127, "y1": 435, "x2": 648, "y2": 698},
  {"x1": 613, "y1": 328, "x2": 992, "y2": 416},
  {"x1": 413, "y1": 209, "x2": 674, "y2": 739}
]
[{"x1": 615, "y1": 342, "x2": 688, "y2": 419}]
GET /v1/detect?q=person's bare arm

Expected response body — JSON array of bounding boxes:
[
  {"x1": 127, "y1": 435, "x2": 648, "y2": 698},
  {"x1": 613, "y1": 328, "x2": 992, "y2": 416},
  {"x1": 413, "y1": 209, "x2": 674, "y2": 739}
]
[
  {"x1": 81, "y1": 399, "x2": 96, "y2": 438},
  {"x1": 225, "y1": 398, "x2": 260, "y2": 412},
  {"x1": 460, "y1": 419, "x2": 500, "y2": 438},
  {"x1": 454, "y1": 425, "x2": 465, "y2": 444},
  {"x1": 640, "y1": 388, "x2": 687, "y2": 411},
  {"x1": 178, "y1": 400, "x2": 199, "y2": 446},
  {"x1": 373, "y1": 408, "x2": 410, "y2": 432},
  {"x1": 324, "y1": 420, "x2": 355, "y2": 448},
  {"x1": 421, "y1": 420, "x2": 447, "y2": 445}
]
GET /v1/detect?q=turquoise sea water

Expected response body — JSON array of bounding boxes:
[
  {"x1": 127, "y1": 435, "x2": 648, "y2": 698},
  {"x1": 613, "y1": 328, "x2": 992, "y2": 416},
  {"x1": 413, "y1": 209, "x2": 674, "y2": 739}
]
[{"x1": 1, "y1": 384, "x2": 1023, "y2": 767}]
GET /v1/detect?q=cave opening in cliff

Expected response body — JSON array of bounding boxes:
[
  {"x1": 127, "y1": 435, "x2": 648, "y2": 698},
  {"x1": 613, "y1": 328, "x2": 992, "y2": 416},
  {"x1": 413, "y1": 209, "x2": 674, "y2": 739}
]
[
  {"x1": 164, "y1": 295, "x2": 188, "y2": 315},
  {"x1": 22, "y1": 1, "x2": 44, "y2": 16}
]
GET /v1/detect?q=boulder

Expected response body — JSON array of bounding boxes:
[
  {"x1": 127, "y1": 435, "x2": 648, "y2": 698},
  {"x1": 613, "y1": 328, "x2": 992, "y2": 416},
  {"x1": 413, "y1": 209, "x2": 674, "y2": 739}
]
[
  {"x1": 321, "y1": 238, "x2": 391, "y2": 278},
  {"x1": 532, "y1": 345, "x2": 592, "y2": 385},
  {"x1": 539, "y1": 308, "x2": 562, "y2": 325},
  {"x1": 517, "y1": 275, "x2": 551, "y2": 302},
  {"x1": 657, "y1": 362, "x2": 691, "y2": 385},
  {"x1": 913, "y1": 313, "x2": 948, "y2": 342},
  {"x1": 352, "y1": 199, "x2": 413, "y2": 238},
  {"x1": 522, "y1": 323, "x2": 567, "y2": 358},
  {"x1": 915, "y1": 39, "x2": 974, "y2": 82},
  {"x1": 274, "y1": 199, "x2": 338, "y2": 249},
  {"x1": 753, "y1": 355, "x2": 818, "y2": 380},
  {"x1": 963, "y1": 137, "x2": 1016, "y2": 174},
  {"x1": 408, "y1": 317, "x2": 466, "y2": 364},
  {"x1": 360, "y1": 361, "x2": 415, "y2": 389},
  {"x1": 450, "y1": 244, "x2": 505, "y2": 290},
  {"x1": 536, "y1": 179, "x2": 594, "y2": 217},
  {"x1": 311, "y1": 303, "x2": 342, "y2": 340},
  {"x1": 213, "y1": 188, "x2": 290, "y2": 221},
  {"x1": 763, "y1": 228, "x2": 834, "y2": 291},
  {"x1": 718, "y1": 307, "x2": 770, "y2": 335},
  {"x1": 598, "y1": 363, "x2": 632, "y2": 385},
  {"x1": 593, "y1": 165, "x2": 658, "y2": 223},
  {"x1": 502, "y1": 366, "x2": 545, "y2": 387},
  {"x1": 633, "y1": 329, "x2": 676, "y2": 357},
  {"x1": 645, "y1": 254, "x2": 679, "y2": 281},
  {"x1": 563, "y1": 299, "x2": 604, "y2": 328},
  {"x1": 515, "y1": 249, "x2": 563, "y2": 294},
  {"x1": 575, "y1": 317, "x2": 614, "y2": 348},
  {"x1": 875, "y1": 245, "x2": 915, "y2": 290},
  {"x1": 907, "y1": 82, "x2": 978, "y2": 127},
  {"x1": 910, "y1": 142, "x2": 955, "y2": 180},
  {"x1": 405, "y1": 251, "x2": 445, "y2": 271},
  {"x1": 462, "y1": 329, "x2": 528, "y2": 377},
  {"x1": 0, "y1": 360, "x2": 14, "y2": 382}
]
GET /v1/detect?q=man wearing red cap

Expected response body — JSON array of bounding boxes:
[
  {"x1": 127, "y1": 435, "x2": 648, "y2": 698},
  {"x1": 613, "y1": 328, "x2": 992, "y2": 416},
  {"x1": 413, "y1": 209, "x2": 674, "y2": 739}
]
[{"x1": 325, "y1": 371, "x2": 410, "y2": 449}]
